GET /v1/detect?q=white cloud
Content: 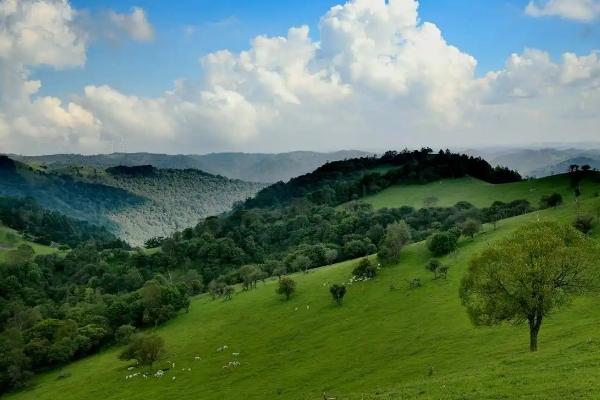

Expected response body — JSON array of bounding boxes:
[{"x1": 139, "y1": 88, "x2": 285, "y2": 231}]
[
  {"x1": 525, "y1": 0, "x2": 600, "y2": 22},
  {"x1": 106, "y1": 6, "x2": 154, "y2": 42},
  {"x1": 2, "y1": 0, "x2": 600, "y2": 155}
]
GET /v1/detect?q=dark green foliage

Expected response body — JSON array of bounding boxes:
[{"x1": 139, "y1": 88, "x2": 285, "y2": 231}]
[
  {"x1": 0, "y1": 197, "x2": 122, "y2": 248},
  {"x1": 573, "y1": 215, "x2": 594, "y2": 234},
  {"x1": 277, "y1": 277, "x2": 296, "y2": 301},
  {"x1": 119, "y1": 334, "x2": 165, "y2": 367},
  {"x1": 428, "y1": 231, "x2": 459, "y2": 257},
  {"x1": 426, "y1": 259, "x2": 441, "y2": 278},
  {"x1": 353, "y1": 258, "x2": 377, "y2": 279},
  {"x1": 144, "y1": 237, "x2": 164, "y2": 249},
  {"x1": 481, "y1": 200, "x2": 533, "y2": 228},
  {"x1": 329, "y1": 284, "x2": 347, "y2": 305},
  {"x1": 115, "y1": 325, "x2": 136, "y2": 344},
  {"x1": 540, "y1": 193, "x2": 563, "y2": 209}
]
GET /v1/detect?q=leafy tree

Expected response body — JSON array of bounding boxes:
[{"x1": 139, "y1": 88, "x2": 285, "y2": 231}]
[
  {"x1": 223, "y1": 285, "x2": 235, "y2": 301},
  {"x1": 377, "y1": 221, "x2": 411, "y2": 265},
  {"x1": 573, "y1": 215, "x2": 594, "y2": 234},
  {"x1": 119, "y1": 334, "x2": 165, "y2": 367},
  {"x1": 352, "y1": 258, "x2": 377, "y2": 279},
  {"x1": 115, "y1": 325, "x2": 136, "y2": 344},
  {"x1": 540, "y1": 193, "x2": 563, "y2": 209},
  {"x1": 329, "y1": 284, "x2": 347, "y2": 305},
  {"x1": 460, "y1": 218, "x2": 481, "y2": 239},
  {"x1": 276, "y1": 277, "x2": 296, "y2": 301},
  {"x1": 428, "y1": 231, "x2": 458, "y2": 257},
  {"x1": 460, "y1": 222, "x2": 597, "y2": 352}
]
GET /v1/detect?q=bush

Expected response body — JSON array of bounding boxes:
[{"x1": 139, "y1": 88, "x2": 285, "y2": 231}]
[
  {"x1": 409, "y1": 278, "x2": 422, "y2": 289},
  {"x1": 540, "y1": 193, "x2": 563, "y2": 209},
  {"x1": 352, "y1": 258, "x2": 377, "y2": 279},
  {"x1": 573, "y1": 215, "x2": 594, "y2": 234},
  {"x1": 426, "y1": 259, "x2": 441, "y2": 278},
  {"x1": 277, "y1": 277, "x2": 296, "y2": 300},
  {"x1": 428, "y1": 232, "x2": 458, "y2": 257},
  {"x1": 329, "y1": 284, "x2": 347, "y2": 305},
  {"x1": 115, "y1": 324, "x2": 136, "y2": 344},
  {"x1": 119, "y1": 334, "x2": 165, "y2": 367}
]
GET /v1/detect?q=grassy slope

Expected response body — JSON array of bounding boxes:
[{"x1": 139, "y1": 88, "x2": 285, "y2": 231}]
[
  {"x1": 0, "y1": 225, "x2": 57, "y2": 263},
  {"x1": 7, "y1": 192, "x2": 600, "y2": 400},
  {"x1": 361, "y1": 174, "x2": 597, "y2": 210}
]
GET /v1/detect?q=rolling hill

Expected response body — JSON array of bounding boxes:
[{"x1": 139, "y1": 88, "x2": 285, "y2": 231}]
[
  {"x1": 10, "y1": 150, "x2": 371, "y2": 183},
  {"x1": 7, "y1": 178, "x2": 600, "y2": 400}
]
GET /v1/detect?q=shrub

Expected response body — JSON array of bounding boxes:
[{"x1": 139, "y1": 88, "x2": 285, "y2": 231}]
[
  {"x1": 277, "y1": 277, "x2": 296, "y2": 300},
  {"x1": 119, "y1": 334, "x2": 165, "y2": 367},
  {"x1": 409, "y1": 278, "x2": 422, "y2": 289},
  {"x1": 352, "y1": 257, "x2": 377, "y2": 279},
  {"x1": 428, "y1": 232, "x2": 458, "y2": 257},
  {"x1": 329, "y1": 284, "x2": 347, "y2": 305},
  {"x1": 115, "y1": 324, "x2": 136, "y2": 344},
  {"x1": 573, "y1": 215, "x2": 594, "y2": 234},
  {"x1": 540, "y1": 193, "x2": 563, "y2": 209},
  {"x1": 426, "y1": 259, "x2": 441, "y2": 278}
]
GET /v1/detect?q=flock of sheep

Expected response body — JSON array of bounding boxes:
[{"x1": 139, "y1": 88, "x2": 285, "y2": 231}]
[{"x1": 124, "y1": 346, "x2": 241, "y2": 382}]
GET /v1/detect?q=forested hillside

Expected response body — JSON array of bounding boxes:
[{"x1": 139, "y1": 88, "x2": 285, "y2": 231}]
[
  {"x1": 10, "y1": 150, "x2": 370, "y2": 183},
  {"x1": 0, "y1": 157, "x2": 265, "y2": 244}
]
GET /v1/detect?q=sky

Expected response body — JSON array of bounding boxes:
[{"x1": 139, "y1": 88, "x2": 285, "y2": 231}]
[{"x1": 1, "y1": 0, "x2": 599, "y2": 155}]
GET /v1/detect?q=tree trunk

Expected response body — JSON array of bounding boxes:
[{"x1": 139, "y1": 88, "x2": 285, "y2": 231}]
[{"x1": 529, "y1": 316, "x2": 542, "y2": 352}]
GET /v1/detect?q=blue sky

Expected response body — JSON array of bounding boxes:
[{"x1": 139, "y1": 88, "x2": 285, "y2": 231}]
[
  {"x1": 4, "y1": 0, "x2": 599, "y2": 155},
  {"x1": 35, "y1": 0, "x2": 600, "y2": 98}
]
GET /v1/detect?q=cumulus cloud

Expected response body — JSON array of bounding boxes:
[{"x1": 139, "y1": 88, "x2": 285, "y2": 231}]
[
  {"x1": 525, "y1": 0, "x2": 600, "y2": 22},
  {"x1": 2, "y1": 0, "x2": 600, "y2": 155},
  {"x1": 106, "y1": 6, "x2": 154, "y2": 42}
]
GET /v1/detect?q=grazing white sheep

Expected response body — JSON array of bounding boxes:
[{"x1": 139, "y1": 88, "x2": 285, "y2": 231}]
[
  {"x1": 188, "y1": 368, "x2": 192, "y2": 371},
  {"x1": 223, "y1": 345, "x2": 229, "y2": 350},
  {"x1": 127, "y1": 366, "x2": 135, "y2": 371},
  {"x1": 306, "y1": 305, "x2": 310, "y2": 310},
  {"x1": 172, "y1": 376, "x2": 176, "y2": 381},
  {"x1": 194, "y1": 356, "x2": 201, "y2": 360},
  {"x1": 294, "y1": 307, "x2": 298, "y2": 311},
  {"x1": 232, "y1": 352, "x2": 240, "y2": 357}
]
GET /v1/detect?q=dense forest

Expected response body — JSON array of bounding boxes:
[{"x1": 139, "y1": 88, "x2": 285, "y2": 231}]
[
  {"x1": 0, "y1": 197, "x2": 124, "y2": 249},
  {"x1": 0, "y1": 150, "x2": 533, "y2": 393},
  {"x1": 0, "y1": 157, "x2": 265, "y2": 245}
]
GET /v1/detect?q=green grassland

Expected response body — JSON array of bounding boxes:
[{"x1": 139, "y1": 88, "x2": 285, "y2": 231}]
[
  {"x1": 361, "y1": 174, "x2": 600, "y2": 210},
  {"x1": 0, "y1": 225, "x2": 57, "y2": 263},
  {"x1": 7, "y1": 192, "x2": 600, "y2": 399}
]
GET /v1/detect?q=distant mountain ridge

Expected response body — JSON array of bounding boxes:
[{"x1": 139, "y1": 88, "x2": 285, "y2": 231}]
[{"x1": 10, "y1": 150, "x2": 371, "y2": 183}]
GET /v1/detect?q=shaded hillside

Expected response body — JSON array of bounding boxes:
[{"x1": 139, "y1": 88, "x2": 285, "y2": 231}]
[
  {"x1": 0, "y1": 157, "x2": 266, "y2": 245},
  {"x1": 530, "y1": 156, "x2": 600, "y2": 177},
  {"x1": 10, "y1": 150, "x2": 371, "y2": 183}
]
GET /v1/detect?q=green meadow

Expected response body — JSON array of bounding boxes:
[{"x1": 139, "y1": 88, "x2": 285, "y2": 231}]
[
  {"x1": 7, "y1": 183, "x2": 600, "y2": 400},
  {"x1": 361, "y1": 174, "x2": 599, "y2": 210},
  {"x1": 0, "y1": 225, "x2": 57, "y2": 263}
]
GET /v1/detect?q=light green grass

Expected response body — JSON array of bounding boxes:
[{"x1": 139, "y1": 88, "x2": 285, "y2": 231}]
[
  {"x1": 7, "y1": 196, "x2": 600, "y2": 400},
  {"x1": 0, "y1": 225, "x2": 57, "y2": 262},
  {"x1": 361, "y1": 174, "x2": 600, "y2": 210}
]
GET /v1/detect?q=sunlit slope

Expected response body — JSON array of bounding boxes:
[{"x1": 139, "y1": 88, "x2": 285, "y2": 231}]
[
  {"x1": 0, "y1": 225, "x2": 57, "y2": 263},
  {"x1": 7, "y1": 198, "x2": 600, "y2": 400},
  {"x1": 361, "y1": 174, "x2": 600, "y2": 209}
]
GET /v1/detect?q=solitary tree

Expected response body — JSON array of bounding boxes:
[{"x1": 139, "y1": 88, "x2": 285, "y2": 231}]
[
  {"x1": 428, "y1": 231, "x2": 458, "y2": 257},
  {"x1": 377, "y1": 221, "x2": 411, "y2": 265},
  {"x1": 329, "y1": 284, "x2": 347, "y2": 305},
  {"x1": 540, "y1": 193, "x2": 563, "y2": 209},
  {"x1": 119, "y1": 334, "x2": 165, "y2": 367},
  {"x1": 460, "y1": 218, "x2": 482, "y2": 239},
  {"x1": 460, "y1": 222, "x2": 597, "y2": 352},
  {"x1": 277, "y1": 277, "x2": 296, "y2": 301}
]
